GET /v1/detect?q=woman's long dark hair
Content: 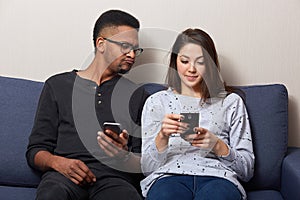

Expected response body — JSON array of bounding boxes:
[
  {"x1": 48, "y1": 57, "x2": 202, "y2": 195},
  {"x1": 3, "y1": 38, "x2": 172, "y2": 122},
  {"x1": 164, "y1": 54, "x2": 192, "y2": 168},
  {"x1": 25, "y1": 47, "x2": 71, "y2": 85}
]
[{"x1": 166, "y1": 28, "x2": 234, "y2": 102}]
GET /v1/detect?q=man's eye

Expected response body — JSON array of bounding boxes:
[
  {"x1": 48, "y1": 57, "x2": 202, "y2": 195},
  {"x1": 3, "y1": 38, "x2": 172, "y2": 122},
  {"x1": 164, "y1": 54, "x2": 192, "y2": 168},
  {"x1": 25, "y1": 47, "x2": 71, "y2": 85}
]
[{"x1": 122, "y1": 43, "x2": 132, "y2": 50}]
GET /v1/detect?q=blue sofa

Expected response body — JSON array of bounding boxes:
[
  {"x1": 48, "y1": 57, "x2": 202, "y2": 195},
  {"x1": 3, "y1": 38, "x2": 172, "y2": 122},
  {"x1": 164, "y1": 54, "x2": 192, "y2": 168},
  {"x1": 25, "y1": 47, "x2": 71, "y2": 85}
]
[{"x1": 0, "y1": 75, "x2": 299, "y2": 200}]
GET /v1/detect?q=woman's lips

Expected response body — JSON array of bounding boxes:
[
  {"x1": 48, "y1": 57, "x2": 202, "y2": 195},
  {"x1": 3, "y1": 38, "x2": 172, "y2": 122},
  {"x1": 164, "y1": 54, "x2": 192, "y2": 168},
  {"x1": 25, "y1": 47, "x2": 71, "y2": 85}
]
[{"x1": 185, "y1": 75, "x2": 198, "y2": 81}]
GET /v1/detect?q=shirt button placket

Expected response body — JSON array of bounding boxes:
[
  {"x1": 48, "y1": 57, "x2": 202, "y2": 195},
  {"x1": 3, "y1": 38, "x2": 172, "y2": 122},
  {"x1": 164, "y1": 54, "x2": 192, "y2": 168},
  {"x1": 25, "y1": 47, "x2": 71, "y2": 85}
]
[
  {"x1": 97, "y1": 89, "x2": 102, "y2": 104},
  {"x1": 94, "y1": 86, "x2": 102, "y2": 105}
]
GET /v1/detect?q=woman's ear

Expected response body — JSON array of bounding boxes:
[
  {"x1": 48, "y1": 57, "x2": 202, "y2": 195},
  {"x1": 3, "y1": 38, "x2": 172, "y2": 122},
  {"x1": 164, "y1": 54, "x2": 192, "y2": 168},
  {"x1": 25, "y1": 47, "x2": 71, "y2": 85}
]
[{"x1": 96, "y1": 37, "x2": 105, "y2": 53}]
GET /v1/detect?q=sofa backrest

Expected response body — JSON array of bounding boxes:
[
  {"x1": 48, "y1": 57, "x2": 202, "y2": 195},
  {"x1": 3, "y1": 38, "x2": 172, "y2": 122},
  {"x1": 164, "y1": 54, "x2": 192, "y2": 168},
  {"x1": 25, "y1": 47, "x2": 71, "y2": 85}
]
[
  {"x1": 0, "y1": 76, "x2": 43, "y2": 188},
  {"x1": 239, "y1": 84, "x2": 288, "y2": 191},
  {"x1": 142, "y1": 83, "x2": 289, "y2": 191}
]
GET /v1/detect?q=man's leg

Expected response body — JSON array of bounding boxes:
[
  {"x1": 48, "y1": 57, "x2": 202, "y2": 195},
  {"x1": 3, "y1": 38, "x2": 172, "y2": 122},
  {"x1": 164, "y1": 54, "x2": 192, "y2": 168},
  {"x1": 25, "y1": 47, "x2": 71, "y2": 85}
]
[
  {"x1": 36, "y1": 171, "x2": 88, "y2": 200},
  {"x1": 88, "y1": 177, "x2": 143, "y2": 200}
]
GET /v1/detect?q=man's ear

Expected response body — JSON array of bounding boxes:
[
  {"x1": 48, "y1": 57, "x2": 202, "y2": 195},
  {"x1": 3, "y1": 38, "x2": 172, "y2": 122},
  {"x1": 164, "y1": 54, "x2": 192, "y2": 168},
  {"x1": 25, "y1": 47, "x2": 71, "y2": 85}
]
[{"x1": 96, "y1": 37, "x2": 105, "y2": 53}]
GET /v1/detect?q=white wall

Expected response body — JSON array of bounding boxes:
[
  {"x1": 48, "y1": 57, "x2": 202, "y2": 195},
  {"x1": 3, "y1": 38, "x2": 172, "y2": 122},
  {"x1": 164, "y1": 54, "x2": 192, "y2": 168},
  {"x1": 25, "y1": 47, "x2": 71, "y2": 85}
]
[{"x1": 1, "y1": 0, "x2": 300, "y2": 147}]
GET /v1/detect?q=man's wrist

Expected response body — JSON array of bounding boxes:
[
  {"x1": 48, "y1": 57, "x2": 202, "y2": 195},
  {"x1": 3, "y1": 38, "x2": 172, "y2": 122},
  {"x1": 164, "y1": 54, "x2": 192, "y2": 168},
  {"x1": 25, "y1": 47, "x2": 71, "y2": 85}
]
[{"x1": 122, "y1": 151, "x2": 132, "y2": 162}]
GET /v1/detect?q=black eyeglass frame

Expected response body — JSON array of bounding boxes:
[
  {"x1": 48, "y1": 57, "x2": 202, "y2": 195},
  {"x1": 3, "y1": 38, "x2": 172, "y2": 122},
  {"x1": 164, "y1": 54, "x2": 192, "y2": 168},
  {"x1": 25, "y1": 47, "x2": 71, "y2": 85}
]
[{"x1": 103, "y1": 37, "x2": 143, "y2": 57}]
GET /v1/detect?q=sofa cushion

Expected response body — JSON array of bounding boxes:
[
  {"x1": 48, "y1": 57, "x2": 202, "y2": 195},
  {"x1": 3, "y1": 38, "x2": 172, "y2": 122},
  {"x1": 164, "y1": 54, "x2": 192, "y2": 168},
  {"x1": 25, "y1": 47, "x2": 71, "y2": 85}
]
[
  {"x1": 281, "y1": 147, "x2": 300, "y2": 199},
  {"x1": 0, "y1": 76, "x2": 43, "y2": 187},
  {"x1": 0, "y1": 186, "x2": 36, "y2": 200},
  {"x1": 247, "y1": 190, "x2": 283, "y2": 200},
  {"x1": 239, "y1": 84, "x2": 288, "y2": 191}
]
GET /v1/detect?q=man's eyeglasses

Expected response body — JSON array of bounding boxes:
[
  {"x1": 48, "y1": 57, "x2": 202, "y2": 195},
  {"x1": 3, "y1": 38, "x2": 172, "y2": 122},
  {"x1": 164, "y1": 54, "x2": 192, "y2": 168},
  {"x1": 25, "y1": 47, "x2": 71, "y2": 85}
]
[{"x1": 103, "y1": 38, "x2": 143, "y2": 57}]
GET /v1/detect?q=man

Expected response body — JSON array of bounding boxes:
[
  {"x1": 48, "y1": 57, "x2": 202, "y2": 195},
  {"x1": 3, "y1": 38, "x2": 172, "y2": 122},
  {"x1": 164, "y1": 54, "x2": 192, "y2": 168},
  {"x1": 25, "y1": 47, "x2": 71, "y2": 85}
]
[{"x1": 26, "y1": 9, "x2": 147, "y2": 200}]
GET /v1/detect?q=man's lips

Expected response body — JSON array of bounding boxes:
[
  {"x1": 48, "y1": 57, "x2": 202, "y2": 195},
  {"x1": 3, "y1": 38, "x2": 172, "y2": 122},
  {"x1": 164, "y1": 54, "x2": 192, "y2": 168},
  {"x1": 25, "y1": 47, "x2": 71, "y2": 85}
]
[{"x1": 124, "y1": 59, "x2": 134, "y2": 65}]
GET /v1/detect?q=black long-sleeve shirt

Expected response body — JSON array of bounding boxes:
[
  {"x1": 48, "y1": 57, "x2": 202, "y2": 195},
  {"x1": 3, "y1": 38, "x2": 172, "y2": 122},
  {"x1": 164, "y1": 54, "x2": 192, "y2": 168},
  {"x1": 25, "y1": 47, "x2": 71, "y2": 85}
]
[{"x1": 26, "y1": 70, "x2": 149, "y2": 183}]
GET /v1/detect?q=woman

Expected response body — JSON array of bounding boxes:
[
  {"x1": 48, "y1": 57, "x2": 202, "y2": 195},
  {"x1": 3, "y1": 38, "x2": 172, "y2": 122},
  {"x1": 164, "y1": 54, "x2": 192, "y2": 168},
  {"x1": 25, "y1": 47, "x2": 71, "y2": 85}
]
[{"x1": 140, "y1": 28, "x2": 254, "y2": 200}]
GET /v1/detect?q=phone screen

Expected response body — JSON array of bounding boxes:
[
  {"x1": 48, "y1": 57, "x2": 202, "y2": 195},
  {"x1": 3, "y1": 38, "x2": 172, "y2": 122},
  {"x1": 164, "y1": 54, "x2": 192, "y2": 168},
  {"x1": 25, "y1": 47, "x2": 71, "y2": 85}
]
[{"x1": 180, "y1": 113, "x2": 199, "y2": 135}]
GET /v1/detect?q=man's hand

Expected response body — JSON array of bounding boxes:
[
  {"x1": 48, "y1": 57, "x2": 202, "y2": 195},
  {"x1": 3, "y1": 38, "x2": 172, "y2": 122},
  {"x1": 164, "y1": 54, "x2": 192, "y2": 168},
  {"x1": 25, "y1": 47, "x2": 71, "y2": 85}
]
[
  {"x1": 50, "y1": 156, "x2": 96, "y2": 186},
  {"x1": 97, "y1": 129, "x2": 129, "y2": 159},
  {"x1": 34, "y1": 151, "x2": 96, "y2": 186},
  {"x1": 97, "y1": 129, "x2": 142, "y2": 172}
]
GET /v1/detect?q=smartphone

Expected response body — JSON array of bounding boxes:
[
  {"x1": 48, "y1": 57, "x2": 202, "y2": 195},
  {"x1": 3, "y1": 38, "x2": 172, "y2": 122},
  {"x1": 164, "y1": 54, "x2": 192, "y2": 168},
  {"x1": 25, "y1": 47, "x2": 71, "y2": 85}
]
[
  {"x1": 180, "y1": 113, "x2": 199, "y2": 135},
  {"x1": 103, "y1": 122, "x2": 122, "y2": 134}
]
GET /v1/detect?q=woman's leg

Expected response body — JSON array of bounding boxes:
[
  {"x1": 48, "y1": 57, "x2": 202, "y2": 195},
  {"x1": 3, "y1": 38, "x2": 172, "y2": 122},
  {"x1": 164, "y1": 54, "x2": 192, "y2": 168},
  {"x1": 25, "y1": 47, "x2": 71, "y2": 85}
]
[
  {"x1": 194, "y1": 176, "x2": 241, "y2": 200},
  {"x1": 146, "y1": 175, "x2": 193, "y2": 200}
]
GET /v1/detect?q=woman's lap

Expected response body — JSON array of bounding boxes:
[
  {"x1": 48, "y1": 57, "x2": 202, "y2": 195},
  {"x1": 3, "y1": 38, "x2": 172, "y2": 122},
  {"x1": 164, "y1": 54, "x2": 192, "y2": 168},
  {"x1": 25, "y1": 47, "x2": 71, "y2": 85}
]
[{"x1": 146, "y1": 175, "x2": 241, "y2": 200}]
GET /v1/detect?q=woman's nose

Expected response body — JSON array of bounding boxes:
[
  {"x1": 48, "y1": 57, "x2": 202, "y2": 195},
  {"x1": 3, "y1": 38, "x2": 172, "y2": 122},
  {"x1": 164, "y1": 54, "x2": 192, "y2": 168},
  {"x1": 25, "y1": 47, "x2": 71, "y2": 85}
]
[{"x1": 188, "y1": 63, "x2": 196, "y2": 72}]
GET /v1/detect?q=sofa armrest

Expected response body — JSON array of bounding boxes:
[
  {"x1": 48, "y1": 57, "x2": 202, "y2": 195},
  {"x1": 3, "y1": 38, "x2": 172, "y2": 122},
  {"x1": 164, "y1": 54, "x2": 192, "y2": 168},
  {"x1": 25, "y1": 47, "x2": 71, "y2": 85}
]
[{"x1": 281, "y1": 147, "x2": 300, "y2": 200}]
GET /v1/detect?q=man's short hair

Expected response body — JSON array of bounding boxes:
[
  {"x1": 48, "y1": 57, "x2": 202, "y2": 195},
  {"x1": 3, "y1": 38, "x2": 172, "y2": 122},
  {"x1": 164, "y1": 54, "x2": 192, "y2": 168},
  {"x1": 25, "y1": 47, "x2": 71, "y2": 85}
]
[{"x1": 93, "y1": 9, "x2": 140, "y2": 48}]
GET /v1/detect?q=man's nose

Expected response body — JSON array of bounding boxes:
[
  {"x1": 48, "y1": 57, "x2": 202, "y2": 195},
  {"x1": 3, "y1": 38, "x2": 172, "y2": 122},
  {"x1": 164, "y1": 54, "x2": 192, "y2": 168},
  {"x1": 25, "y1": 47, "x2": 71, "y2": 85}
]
[{"x1": 126, "y1": 49, "x2": 136, "y2": 58}]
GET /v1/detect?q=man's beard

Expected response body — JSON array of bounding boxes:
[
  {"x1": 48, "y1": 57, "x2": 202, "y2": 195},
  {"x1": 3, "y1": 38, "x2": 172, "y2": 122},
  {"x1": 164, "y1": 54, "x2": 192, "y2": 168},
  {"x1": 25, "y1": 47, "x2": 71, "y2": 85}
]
[
  {"x1": 118, "y1": 68, "x2": 130, "y2": 74},
  {"x1": 118, "y1": 63, "x2": 132, "y2": 74}
]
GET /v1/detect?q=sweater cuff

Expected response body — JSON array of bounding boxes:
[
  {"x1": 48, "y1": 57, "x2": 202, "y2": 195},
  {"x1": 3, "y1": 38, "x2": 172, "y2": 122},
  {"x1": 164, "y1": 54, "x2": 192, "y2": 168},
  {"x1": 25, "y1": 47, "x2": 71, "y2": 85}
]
[
  {"x1": 149, "y1": 143, "x2": 168, "y2": 163},
  {"x1": 26, "y1": 148, "x2": 49, "y2": 171},
  {"x1": 218, "y1": 146, "x2": 236, "y2": 165}
]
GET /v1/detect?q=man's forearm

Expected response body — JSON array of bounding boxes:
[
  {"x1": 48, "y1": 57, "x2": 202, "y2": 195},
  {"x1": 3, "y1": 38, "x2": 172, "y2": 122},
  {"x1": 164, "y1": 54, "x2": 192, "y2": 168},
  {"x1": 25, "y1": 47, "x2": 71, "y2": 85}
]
[{"x1": 34, "y1": 150, "x2": 56, "y2": 172}]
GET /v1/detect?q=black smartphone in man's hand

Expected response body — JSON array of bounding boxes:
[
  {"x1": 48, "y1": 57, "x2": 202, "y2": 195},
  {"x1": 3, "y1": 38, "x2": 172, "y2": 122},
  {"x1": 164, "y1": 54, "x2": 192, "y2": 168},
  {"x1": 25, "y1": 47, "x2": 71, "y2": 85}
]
[
  {"x1": 103, "y1": 122, "x2": 122, "y2": 135},
  {"x1": 180, "y1": 113, "x2": 199, "y2": 135}
]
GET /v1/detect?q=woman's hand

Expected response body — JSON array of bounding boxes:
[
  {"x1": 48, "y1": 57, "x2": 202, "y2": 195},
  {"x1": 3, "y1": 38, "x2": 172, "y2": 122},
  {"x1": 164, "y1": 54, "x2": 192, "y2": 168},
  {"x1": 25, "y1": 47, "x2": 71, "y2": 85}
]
[
  {"x1": 155, "y1": 114, "x2": 188, "y2": 152},
  {"x1": 184, "y1": 127, "x2": 229, "y2": 156}
]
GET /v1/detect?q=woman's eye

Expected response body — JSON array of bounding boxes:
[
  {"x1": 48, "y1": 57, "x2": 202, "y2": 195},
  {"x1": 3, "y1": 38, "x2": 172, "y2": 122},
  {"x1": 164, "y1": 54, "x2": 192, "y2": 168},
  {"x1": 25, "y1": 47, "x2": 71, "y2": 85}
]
[
  {"x1": 181, "y1": 60, "x2": 189, "y2": 64},
  {"x1": 196, "y1": 62, "x2": 204, "y2": 65}
]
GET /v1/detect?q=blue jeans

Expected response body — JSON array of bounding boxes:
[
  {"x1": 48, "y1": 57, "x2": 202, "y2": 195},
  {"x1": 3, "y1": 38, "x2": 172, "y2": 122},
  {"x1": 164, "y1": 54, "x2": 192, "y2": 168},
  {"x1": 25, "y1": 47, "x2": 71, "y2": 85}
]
[{"x1": 146, "y1": 175, "x2": 241, "y2": 200}]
